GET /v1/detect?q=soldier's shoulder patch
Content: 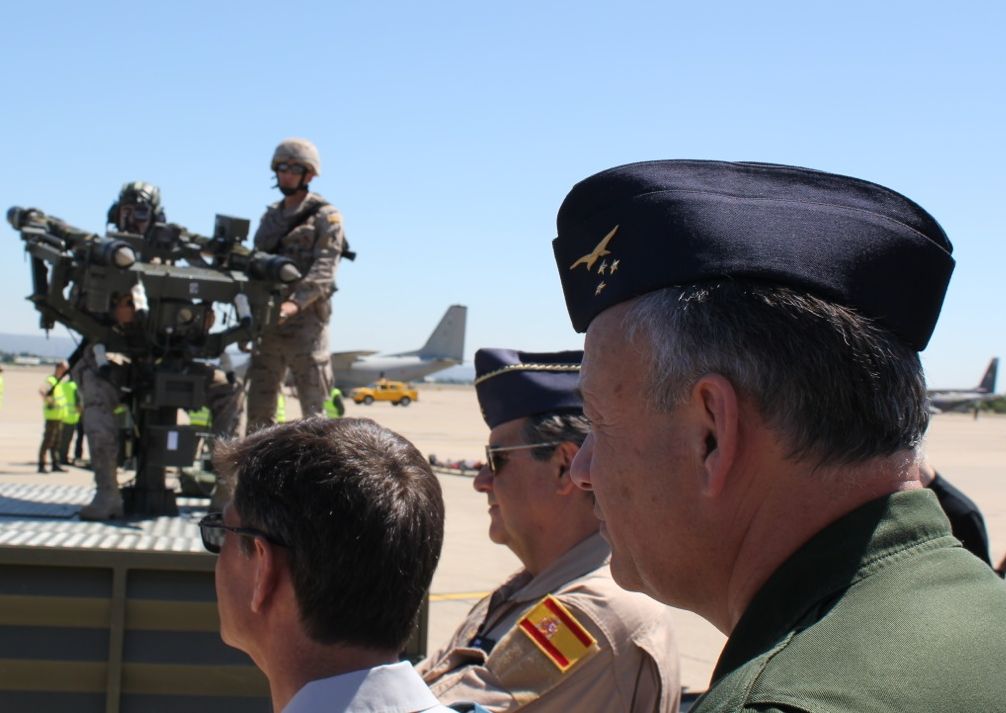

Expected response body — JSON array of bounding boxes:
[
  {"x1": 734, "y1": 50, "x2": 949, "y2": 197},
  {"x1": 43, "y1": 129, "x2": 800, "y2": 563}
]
[
  {"x1": 326, "y1": 211, "x2": 342, "y2": 225},
  {"x1": 517, "y1": 595, "x2": 598, "y2": 672}
]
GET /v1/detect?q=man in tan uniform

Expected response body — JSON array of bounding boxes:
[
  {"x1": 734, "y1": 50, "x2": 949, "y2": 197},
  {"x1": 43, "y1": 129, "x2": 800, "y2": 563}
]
[
  {"x1": 246, "y1": 138, "x2": 346, "y2": 432},
  {"x1": 417, "y1": 348, "x2": 680, "y2": 712}
]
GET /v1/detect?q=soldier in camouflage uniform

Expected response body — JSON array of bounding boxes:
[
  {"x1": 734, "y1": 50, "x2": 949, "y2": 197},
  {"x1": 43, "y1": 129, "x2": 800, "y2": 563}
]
[
  {"x1": 107, "y1": 180, "x2": 166, "y2": 235},
  {"x1": 245, "y1": 138, "x2": 346, "y2": 432},
  {"x1": 73, "y1": 183, "x2": 244, "y2": 520}
]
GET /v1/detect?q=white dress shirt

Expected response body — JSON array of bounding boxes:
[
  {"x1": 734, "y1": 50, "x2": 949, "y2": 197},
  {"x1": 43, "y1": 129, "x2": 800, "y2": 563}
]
[{"x1": 283, "y1": 661, "x2": 454, "y2": 713}]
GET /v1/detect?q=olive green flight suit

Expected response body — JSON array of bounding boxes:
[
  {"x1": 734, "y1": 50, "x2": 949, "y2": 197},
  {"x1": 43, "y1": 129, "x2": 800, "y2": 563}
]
[{"x1": 692, "y1": 489, "x2": 1006, "y2": 713}]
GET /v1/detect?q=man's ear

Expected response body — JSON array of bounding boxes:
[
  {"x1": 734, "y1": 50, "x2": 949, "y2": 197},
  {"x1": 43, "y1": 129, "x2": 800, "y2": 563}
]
[
  {"x1": 691, "y1": 374, "x2": 740, "y2": 498},
  {"x1": 554, "y1": 441, "x2": 580, "y2": 495},
  {"x1": 250, "y1": 538, "x2": 283, "y2": 614}
]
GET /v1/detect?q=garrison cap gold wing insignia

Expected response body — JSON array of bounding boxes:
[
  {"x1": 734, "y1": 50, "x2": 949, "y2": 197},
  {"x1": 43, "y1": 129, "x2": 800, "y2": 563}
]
[{"x1": 569, "y1": 226, "x2": 618, "y2": 272}]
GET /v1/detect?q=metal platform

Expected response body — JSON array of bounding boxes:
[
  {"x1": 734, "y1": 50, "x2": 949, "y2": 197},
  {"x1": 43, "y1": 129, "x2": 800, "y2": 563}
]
[{"x1": 0, "y1": 482, "x2": 208, "y2": 551}]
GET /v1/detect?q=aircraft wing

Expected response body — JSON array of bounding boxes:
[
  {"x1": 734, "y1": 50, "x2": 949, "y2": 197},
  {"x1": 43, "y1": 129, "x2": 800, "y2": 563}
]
[{"x1": 330, "y1": 350, "x2": 378, "y2": 371}]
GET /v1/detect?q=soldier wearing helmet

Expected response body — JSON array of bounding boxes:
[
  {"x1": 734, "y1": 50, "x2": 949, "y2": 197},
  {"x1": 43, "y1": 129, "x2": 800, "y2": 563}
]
[
  {"x1": 246, "y1": 138, "x2": 347, "y2": 432},
  {"x1": 69, "y1": 184, "x2": 244, "y2": 520},
  {"x1": 107, "y1": 181, "x2": 165, "y2": 237}
]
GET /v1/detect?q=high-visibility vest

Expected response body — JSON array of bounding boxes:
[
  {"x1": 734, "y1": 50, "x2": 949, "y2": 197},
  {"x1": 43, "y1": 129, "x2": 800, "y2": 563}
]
[
  {"x1": 43, "y1": 376, "x2": 66, "y2": 421},
  {"x1": 188, "y1": 406, "x2": 211, "y2": 428},
  {"x1": 61, "y1": 379, "x2": 81, "y2": 425},
  {"x1": 275, "y1": 393, "x2": 286, "y2": 423},
  {"x1": 324, "y1": 388, "x2": 345, "y2": 419}
]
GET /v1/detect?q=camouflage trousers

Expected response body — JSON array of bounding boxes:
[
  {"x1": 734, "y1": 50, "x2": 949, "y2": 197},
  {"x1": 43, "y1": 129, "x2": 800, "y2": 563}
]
[
  {"x1": 246, "y1": 310, "x2": 332, "y2": 432},
  {"x1": 204, "y1": 368, "x2": 244, "y2": 441},
  {"x1": 75, "y1": 363, "x2": 120, "y2": 490},
  {"x1": 74, "y1": 356, "x2": 243, "y2": 491}
]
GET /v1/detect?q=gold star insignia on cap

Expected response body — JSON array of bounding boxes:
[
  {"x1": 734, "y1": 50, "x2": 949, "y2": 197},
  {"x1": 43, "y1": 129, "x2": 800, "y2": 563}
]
[
  {"x1": 570, "y1": 226, "x2": 618, "y2": 272},
  {"x1": 595, "y1": 281, "x2": 607, "y2": 295},
  {"x1": 610, "y1": 259, "x2": 620, "y2": 274},
  {"x1": 598, "y1": 260, "x2": 608, "y2": 275}
]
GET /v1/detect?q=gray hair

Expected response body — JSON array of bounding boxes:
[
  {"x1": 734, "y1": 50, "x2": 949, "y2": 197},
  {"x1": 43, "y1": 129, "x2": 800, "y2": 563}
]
[
  {"x1": 623, "y1": 280, "x2": 929, "y2": 466},
  {"x1": 521, "y1": 412, "x2": 590, "y2": 461}
]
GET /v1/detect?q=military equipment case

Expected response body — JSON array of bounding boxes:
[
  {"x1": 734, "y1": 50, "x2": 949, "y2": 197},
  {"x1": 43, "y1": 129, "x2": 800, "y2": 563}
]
[
  {"x1": 0, "y1": 485, "x2": 428, "y2": 713},
  {"x1": 0, "y1": 514, "x2": 270, "y2": 712}
]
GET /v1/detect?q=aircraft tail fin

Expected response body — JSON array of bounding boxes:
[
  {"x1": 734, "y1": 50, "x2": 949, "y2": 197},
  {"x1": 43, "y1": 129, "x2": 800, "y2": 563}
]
[
  {"x1": 977, "y1": 357, "x2": 998, "y2": 393},
  {"x1": 394, "y1": 304, "x2": 466, "y2": 361}
]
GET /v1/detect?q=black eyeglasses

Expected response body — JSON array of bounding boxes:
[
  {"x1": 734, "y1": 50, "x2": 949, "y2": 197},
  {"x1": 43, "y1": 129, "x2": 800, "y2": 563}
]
[
  {"x1": 274, "y1": 162, "x2": 308, "y2": 176},
  {"x1": 483, "y1": 442, "x2": 562, "y2": 473},
  {"x1": 198, "y1": 511, "x2": 289, "y2": 554}
]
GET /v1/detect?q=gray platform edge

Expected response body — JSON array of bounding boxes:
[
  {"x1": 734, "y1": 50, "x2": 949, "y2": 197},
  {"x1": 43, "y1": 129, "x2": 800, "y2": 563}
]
[{"x1": 0, "y1": 482, "x2": 209, "y2": 552}]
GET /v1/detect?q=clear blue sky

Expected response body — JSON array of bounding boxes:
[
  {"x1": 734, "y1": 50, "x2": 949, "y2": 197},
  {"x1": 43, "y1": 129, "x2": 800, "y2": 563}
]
[{"x1": 1, "y1": 1, "x2": 1002, "y2": 388}]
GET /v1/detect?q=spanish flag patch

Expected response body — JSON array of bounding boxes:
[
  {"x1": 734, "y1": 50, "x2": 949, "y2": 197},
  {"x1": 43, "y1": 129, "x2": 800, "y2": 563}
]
[{"x1": 517, "y1": 595, "x2": 598, "y2": 672}]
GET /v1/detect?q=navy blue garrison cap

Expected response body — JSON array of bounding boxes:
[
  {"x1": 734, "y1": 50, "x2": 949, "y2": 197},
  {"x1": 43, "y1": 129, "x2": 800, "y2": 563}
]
[
  {"x1": 553, "y1": 160, "x2": 954, "y2": 351},
  {"x1": 474, "y1": 349, "x2": 583, "y2": 428}
]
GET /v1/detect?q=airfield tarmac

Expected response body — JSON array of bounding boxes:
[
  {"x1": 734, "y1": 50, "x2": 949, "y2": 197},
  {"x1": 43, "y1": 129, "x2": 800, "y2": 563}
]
[{"x1": 1, "y1": 365, "x2": 1003, "y2": 692}]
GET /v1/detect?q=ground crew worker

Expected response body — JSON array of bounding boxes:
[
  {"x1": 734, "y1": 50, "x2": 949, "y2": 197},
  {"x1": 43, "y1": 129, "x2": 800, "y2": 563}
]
[
  {"x1": 418, "y1": 349, "x2": 680, "y2": 712},
  {"x1": 324, "y1": 386, "x2": 345, "y2": 418},
  {"x1": 188, "y1": 405, "x2": 211, "y2": 429},
  {"x1": 550, "y1": 160, "x2": 1006, "y2": 711},
  {"x1": 275, "y1": 392, "x2": 286, "y2": 423},
  {"x1": 245, "y1": 138, "x2": 346, "y2": 432},
  {"x1": 58, "y1": 375, "x2": 83, "y2": 465},
  {"x1": 38, "y1": 361, "x2": 69, "y2": 473}
]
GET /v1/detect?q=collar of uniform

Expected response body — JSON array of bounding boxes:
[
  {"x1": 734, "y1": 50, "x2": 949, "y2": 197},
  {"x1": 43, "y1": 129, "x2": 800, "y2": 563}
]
[
  {"x1": 280, "y1": 192, "x2": 324, "y2": 217},
  {"x1": 509, "y1": 531, "x2": 611, "y2": 604},
  {"x1": 282, "y1": 661, "x2": 444, "y2": 713},
  {"x1": 711, "y1": 488, "x2": 954, "y2": 683}
]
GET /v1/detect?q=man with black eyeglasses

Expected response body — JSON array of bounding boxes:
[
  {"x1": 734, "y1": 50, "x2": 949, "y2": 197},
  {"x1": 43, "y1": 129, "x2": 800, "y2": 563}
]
[
  {"x1": 200, "y1": 417, "x2": 453, "y2": 713},
  {"x1": 417, "y1": 348, "x2": 680, "y2": 712},
  {"x1": 246, "y1": 138, "x2": 347, "y2": 432}
]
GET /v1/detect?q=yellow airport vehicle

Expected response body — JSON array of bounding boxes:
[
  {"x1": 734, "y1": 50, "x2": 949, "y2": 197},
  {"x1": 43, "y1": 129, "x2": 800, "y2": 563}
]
[{"x1": 350, "y1": 379, "x2": 418, "y2": 406}]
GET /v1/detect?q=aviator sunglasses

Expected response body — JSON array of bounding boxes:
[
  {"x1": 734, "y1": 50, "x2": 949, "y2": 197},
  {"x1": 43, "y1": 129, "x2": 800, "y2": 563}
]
[{"x1": 483, "y1": 442, "x2": 562, "y2": 473}]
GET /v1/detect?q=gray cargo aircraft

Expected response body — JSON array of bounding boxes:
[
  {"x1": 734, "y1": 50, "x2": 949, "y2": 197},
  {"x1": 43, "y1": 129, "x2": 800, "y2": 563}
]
[
  {"x1": 329, "y1": 304, "x2": 467, "y2": 389},
  {"x1": 927, "y1": 357, "x2": 999, "y2": 413}
]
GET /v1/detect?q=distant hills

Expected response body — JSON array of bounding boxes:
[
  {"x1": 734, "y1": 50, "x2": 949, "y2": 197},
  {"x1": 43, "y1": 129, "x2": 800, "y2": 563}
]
[
  {"x1": 0, "y1": 332, "x2": 476, "y2": 382},
  {"x1": 0, "y1": 332, "x2": 79, "y2": 359},
  {"x1": 426, "y1": 363, "x2": 475, "y2": 383}
]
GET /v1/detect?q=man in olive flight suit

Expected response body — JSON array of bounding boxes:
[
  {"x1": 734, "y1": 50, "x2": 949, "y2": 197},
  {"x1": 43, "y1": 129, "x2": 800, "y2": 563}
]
[
  {"x1": 246, "y1": 138, "x2": 346, "y2": 432},
  {"x1": 550, "y1": 160, "x2": 1006, "y2": 712}
]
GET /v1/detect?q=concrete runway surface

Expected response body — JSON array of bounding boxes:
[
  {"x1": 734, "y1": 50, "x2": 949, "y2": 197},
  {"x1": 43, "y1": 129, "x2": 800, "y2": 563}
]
[{"x1": 1, "y1": 365, "x2": 1003, "y2": 692}]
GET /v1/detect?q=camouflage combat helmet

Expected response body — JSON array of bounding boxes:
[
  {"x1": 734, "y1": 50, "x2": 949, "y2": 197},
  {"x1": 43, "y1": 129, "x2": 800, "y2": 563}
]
[{"x1": 271, "y1": 138, "x2": 322, "y2": 176}]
